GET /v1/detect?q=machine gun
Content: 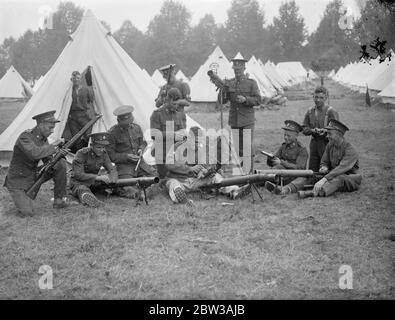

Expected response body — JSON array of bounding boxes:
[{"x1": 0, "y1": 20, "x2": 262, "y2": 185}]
[
  {"x1": 253, "y1": 169, "x2": 324, "y2": 186},
  {"x1": 26, "y1": 114, "x2": 102, "y2": 200},
  {"x1": 106, "y1": 176, "x2": 160, "y2": 205}
]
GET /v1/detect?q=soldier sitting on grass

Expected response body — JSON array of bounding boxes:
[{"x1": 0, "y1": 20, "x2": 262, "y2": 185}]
[{"x1": 70, "y1": 132, "x2": 118, "y2": 207}]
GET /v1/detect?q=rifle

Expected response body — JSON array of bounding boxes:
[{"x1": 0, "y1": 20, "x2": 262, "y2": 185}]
[
  {"x1": 26, "y1": 114, "x2": 102, "y2": 200},
  {"x1": 107, "y1": 176, "x2": 159, "y2": 205}
]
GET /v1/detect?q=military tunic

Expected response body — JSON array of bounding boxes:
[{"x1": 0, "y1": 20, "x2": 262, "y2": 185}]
[
  {"x1": 222, "y1": 75, "x2": 261, "y2": 128},
  {"x1": 4, "y1": 127, "x2": 67, "y2": 215},
  {"x1": 268, "y1": 140, "x2": 308, "y2": 185},
  {"x1": 319, "y1": 139, "x2": 361, "y2": 195},
  {"x1": 155, "y1": 80, "x2": 191, "y2": 110},
  {"x1": 302, "y1": 105, "x2": 339, "y2": 172},
  {"x1": 150, "y1": 105, "x2": 187, "y2": 177},
  {"x1": 71, "y1": 147, "x2": 117, "y2": 188},
  {"x1": 107, "y1": 123, "x2": 153, "y2": 178}
]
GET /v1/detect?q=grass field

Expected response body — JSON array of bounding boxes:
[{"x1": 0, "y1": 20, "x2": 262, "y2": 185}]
[{"x1": 0, "y1": 80, "x2": 394, "y2": 299}]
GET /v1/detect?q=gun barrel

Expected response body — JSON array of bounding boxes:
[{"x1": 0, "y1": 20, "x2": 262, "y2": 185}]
[
  {"x1": 253, "y1": 169, "x2": 316, "y2": 177},
  {"x1": 204, "y1": 174, "x2": 276, "y2": 188},
  {"x1": 112, "y1": 176, "x2": 159, "y2": 187}
]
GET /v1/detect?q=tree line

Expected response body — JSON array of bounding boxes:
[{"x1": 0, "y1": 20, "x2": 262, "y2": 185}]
[{"x1": 0, "y1": 0, "x2": 393, "y2": 82}]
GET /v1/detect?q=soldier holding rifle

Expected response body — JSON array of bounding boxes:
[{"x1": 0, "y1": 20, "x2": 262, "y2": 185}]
[{"x1": 4, "y1": 111, "x2": 70, "y2": 217}]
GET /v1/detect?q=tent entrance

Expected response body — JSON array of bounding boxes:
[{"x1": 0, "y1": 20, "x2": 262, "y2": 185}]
[{"x1": 62, "y1": 66, "x2": 97, "y2": 154}]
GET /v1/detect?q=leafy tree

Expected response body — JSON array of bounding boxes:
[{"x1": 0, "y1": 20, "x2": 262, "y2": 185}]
[
  {"x1": 144, "y1": 0, "x2": 191, "y2": 73},
  {"x1": 184, "y1": 14, "x2": 218, "y2": 76},
  {"x1": 307, "y1": 0, "x2": 359, "y2": 71},
  {"x1": 353, "y1": 0, "x2": 395, "y2": 60},
  {"x1": 222, "y1": 0, "x2": 266, "y2": 59},
  {"x1": 267, "y1": 0, "x2": 307, "y2": 62}
]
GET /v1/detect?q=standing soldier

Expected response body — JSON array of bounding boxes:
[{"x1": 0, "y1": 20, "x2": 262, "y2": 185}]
[
  {"x1": 107, "y1": 105, "x2": 156, "y2": 198},
  {"x1": 4, "y1": 111, "x2": 70, "y2": 217},
  {"x1": 155, "y1": 64, "x2": 191, "y2": 111},
  {"x1": 264, "y1": 120, "x2": 308, "y2": 193},
  {"x1": 221, "y1": 53, "x2": 261, "y2": 173},
  {"x1": 151, "y1": 88, "x2": 187, "y2": 178},
  {"x1": 70, "y1": 132, "x2": 118, "y2": 207},
  {"x1": 302, "y1": 86, "x2": 338, "y2": 172},
  {"x1": 67, "y1": 70, "x2": 95, "y2": 151}
]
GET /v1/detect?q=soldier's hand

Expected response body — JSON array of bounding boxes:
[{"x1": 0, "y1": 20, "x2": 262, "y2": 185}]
[
  {"x1": 52, "y1": 138, "x2": 65, "y2": 147},
  {"x1": 96, "y1": 175, "x2": 110, "y2": 184},
  {"x1": 197, "y1": 167, "x2": 209, "y2": 179},
  {"x1": 137, "y1": 149, "x2": 143, "y2": 156},
  {"x1": 313, "y1": 177, "x2": 328, "y2": 197},
  {"x1": 236, "y1": 95, "x2": 246, "y2": 103},
  {"x1": 127, "y1": 153, "x2": 140, "y2": 162},
  {"x1": 58, "y1": 148, "x2": 69, "y2": 158},
  {"x1": 190, "y1": 165, "x2": 204, "y2": 175},
  {"x1": 272, "y1": 157, "x2": 281, "y2": 166},
  {"x1": 319, "y1": 166, "x2": 329, "y2": 174}
]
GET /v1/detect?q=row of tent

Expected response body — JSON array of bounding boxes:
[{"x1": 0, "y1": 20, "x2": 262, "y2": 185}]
[
  {"x1": 0, "y1": 10, "x2": 317, "y2": 154},
  {"x1": 148, "y1": 46, "x2": 318, "y2": 102},
  {"x1": 328, "y1": 50, "x2": 395, "y2": 105}
]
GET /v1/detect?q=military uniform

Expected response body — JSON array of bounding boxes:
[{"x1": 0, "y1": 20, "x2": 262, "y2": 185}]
[
  {"x1": 4, "y1": 111, "x2": 68, "y2": 216},
  {"x1": 155, "y1": 64, "x2": 191, "y2": 110},
  {"x1": 70, "y1": 135, "x2": 118, "y2": 206},
  {"x1": 281, "y1": 119, "x2": 362, "y2": 197},
  {"x1": 264, "y1": 120, "x2": 308, "y2": 191},
  {"x1": 222, "y1": 54, "x2": 261, "y2": 172},
  {"x1": 302, "y1": 104, "x2": 338, "y2": 172},
  {"x1": 107, "y1": 105, "x2": 155, "y2": 178},
  {"x1": 150, "y1": 99, "x2": 187, "y2": 178}
]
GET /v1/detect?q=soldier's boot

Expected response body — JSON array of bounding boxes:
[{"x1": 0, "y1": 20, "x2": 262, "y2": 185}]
[
  {"x1": 80, "y1": 192, "x2": 104, "y2": 208},
  {"x1": 53, "y1": 197, "x2": 72, "y2": 209},
  {"x1": 230, "y1": 184, "x2": 251, "y2": 199},
  {"x1": 173, "y1": 186, "x2": 194, "y2": 207},
  {"x1": 265, "y1": 182, "x2": 295, "y2": 196},
  {"x1": 297, "y1": 190, "x2": 315, "y2": 199}
]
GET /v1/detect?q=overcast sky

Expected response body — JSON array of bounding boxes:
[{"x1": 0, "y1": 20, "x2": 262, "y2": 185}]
[{"x1": 0, "y1": 0, "x2": 362, "y2": 42}]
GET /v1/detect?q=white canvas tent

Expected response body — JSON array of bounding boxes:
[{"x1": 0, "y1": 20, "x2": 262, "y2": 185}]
[
  {"x1": 246, "y1": 55, "x2": 276, "y2": 98},
  {"x1": 32, "y1": 75, "x2": 45, "y2": 91},
  {"x1": 141, "y1": 68, "x2": 160, "y2": 98},
  {"x1": 151, "y1": 69, "x2": 166, "y2": 87},
  {"x1": 176, "y1": 69, "x2": 189, "y2": 82},
  {"x1": 277, "y1": 61, "x2": 308, "y2": 83},
  {"x1": 189, "y1": 46, "x2": 234, "y2": 102},
  {"x1": 378, "y1": 78, "x2": 395, "y2": 104},
  {"x1": 0, "y1": 10, "x2": 200, "y2": 156},
  {"x1": 0, "y1": 65, "x2": 33, "y2": 100}
]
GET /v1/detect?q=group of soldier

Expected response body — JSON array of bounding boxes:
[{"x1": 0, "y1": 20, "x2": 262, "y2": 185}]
[{"x1": 3, "y1": 54, "x2": 362, "y2": 217}]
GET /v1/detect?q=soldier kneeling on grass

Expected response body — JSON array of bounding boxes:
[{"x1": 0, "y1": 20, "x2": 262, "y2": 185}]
[
  {"x1": 70, "y1": 132, "x2": 119, "y2": 207},
  {"x1": 265, "y1": 119, "x2": 362, "y2": 198}
]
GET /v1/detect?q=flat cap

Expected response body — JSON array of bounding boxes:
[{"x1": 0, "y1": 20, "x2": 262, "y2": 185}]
[
  {"x1": 89, "y1": 132, "x2": 110, "y2": 145},
  {"x1": 325, "y1": 119, "x2": 349, "y2": 134},
  {"x1": 113, "y1": 105, "x2": 134, "y2": 120},
  {"x1": 159, "y1": 64, "x2": 176, "y2": 74},
  {"x1": 282, "y1": 120, "x2": 303, "y2": 132},
  {"x1": 32, "y1": 110, "x2": 60, "y2": 123}
]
